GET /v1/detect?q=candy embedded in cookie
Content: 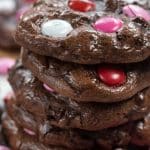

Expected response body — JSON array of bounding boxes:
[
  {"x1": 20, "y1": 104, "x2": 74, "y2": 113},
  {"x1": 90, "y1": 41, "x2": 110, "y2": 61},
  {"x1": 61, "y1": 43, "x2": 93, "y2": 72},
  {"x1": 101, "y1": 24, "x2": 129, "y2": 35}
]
[
  {"x1": 93, "y1": 17, "x2": 123, "y2": 33},
  {"x1": 123, "y1": 5, "x2": 150, "y2": 21},
  {"x1": 41, "y1": 19, "x2": 73, "y2": 38},
  {"x1": 43, "y1": 84, "x2": 54, "y2": 93},
  {"x1": 68, "y1": 0, "x2": 96, "y2": 12},
  {"x1": 23, "y1": 128, "x2": 36, "y2": 136},
  {"x1": 98, "y1": 66, "x2": 126, "y2": 86}
]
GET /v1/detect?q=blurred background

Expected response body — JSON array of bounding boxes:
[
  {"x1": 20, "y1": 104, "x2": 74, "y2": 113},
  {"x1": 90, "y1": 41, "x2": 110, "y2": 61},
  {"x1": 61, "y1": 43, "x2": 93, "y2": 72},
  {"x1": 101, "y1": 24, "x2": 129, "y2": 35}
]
[
  {"x1": 0, "y1": 0, "x2": 36, "y2": 107},
  {"x1": 0, "y1": 2, "x2": 35, "y2": 148}
]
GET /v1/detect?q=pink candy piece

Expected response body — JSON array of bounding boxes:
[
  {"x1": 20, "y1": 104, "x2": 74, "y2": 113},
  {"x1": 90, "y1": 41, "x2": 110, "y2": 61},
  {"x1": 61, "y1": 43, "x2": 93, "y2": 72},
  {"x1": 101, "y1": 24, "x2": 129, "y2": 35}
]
[
  {"x1": 93, "y1": 17, "x2": 123, "y2": 33},
  {"x1": 24, "y1": 128, "x2": 35, "y2": 136},
  {"x1": 123, "y1": 5, "x2": 150, "y2": 21},
  {"x1": 43, "y1": 84, "x2": 54, "y2": 93},
  {"x1": 0, "y1": 58, "x2": 15, "y2": 74},
  {"x1": 0, "y1": 145, "x2": 10, "y2": 150}
]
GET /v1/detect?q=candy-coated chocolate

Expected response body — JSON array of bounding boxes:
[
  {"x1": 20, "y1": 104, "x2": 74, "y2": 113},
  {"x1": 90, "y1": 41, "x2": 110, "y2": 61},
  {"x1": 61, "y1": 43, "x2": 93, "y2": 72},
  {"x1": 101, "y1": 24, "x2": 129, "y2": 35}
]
[
  {"x1": 98, "y1": 66, "x2": 126, "y2": 86},
  {"x1": 68, "y1": 0, "x2": 95, "y2": 12},
  {"x1": 123, "y1": 5, "x2": 150, "y2": 21},
  {"x1": 93, "y1": 17, "x2": 123, "y2": 33},
  {"x1": 43, "y1": 84, "x2": 54, "y2": 92},
  {"x1": 24, "y1": 128, "x2": 36, "y2": 136},
  {"x1": 41, "y1": 19, "x2": 73, "y2": 38}
]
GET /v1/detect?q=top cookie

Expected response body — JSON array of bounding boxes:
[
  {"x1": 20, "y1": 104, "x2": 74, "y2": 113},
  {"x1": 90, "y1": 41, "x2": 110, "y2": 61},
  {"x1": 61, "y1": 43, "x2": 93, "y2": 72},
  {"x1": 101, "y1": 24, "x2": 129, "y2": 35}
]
[{"x1": 15, "y1": 0, "x2": 150, "y2": 64}]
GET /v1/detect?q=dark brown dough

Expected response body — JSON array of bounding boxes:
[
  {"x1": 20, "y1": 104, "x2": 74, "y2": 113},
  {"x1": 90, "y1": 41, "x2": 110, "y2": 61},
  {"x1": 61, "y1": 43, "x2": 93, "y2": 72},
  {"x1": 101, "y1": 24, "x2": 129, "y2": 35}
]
[
  {"x1": 22, "y1": 49, "x2": 150, "y2": 103},
  {"x1": 2, "y1": 113, "x2": 67, "y2": 150},
  {"x1": 8, "y1": 62, "x2": 150, "y2": 131},
  {"x1": 6, "y1": 101, "x2": 150, "y2": 148}
]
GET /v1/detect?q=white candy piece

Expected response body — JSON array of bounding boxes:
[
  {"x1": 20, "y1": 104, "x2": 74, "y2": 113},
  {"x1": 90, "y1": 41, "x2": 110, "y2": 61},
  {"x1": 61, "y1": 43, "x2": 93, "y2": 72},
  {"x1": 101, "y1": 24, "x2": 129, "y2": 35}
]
[
  {"x1": 0, "y1": 75, "x2": 12, "y2": 107},
  {"x1": 0, "y1": 0, "x2": 16, "y2": 13},
  {"x1": 41, "y1": 19, "x2": 73, "y2": 38}
]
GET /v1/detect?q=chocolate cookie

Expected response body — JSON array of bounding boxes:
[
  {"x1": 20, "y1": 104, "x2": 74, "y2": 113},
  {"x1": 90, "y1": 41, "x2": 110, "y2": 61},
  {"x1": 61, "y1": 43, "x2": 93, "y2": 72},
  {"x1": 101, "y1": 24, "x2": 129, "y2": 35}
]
[
  {"x1": 4, "y1": 113, "x2": 148, "y2": 150},
  {"x1": 8, "y1": 62, "x2": 150, "y2": 131},
  {"x1": 3, "y1": 103, "x2": 150, "y2": 150},
  {"x1": 15, "y1": 0, "x2": 150, "y2": 64},
  {"x1": 22, "y1": 49, "x2": 150, "y2": 103},
  {"x1": 0, "y1": 0, "x2": 34, "y2": 50}
]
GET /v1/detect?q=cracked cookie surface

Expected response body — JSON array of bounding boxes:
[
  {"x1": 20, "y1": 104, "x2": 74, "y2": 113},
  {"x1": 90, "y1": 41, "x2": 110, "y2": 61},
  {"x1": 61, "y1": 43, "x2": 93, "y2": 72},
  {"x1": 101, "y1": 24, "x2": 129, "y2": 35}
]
[{"x1": 15, "y1": 0, "x2": 150, "y2": 64}]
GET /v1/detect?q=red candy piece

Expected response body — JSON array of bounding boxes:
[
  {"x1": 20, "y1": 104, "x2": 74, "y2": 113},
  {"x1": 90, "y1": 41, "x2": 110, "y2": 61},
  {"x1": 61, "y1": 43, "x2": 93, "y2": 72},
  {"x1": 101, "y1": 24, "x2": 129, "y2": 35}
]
[
  {"x1": 93, "y1": 17, "x2": 123, "y2": 33},
  {"x1": 98, "y1": 66, "x2": 126, "y2": 86},
  {"x1": 68, "y1": 0, "x2": 95, "y2": 12}
]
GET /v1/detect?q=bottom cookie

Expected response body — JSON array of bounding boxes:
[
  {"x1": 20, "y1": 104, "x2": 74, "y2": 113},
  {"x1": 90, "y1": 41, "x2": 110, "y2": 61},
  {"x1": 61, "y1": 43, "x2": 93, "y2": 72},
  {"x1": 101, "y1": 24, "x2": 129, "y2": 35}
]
[
  {"x1": 2, "y1": 113, "x2": 149, "y2": 150},
  {"x1": 4, "y1": 96, "x2": 150, "y2": 150}
]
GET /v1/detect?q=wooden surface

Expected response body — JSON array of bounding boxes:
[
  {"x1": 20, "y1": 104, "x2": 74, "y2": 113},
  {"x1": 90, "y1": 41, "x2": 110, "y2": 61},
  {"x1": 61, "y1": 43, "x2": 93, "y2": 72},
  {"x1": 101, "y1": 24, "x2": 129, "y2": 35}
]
[{"x1": 0, "y1": 49, "x2": 19, "y2": 59}]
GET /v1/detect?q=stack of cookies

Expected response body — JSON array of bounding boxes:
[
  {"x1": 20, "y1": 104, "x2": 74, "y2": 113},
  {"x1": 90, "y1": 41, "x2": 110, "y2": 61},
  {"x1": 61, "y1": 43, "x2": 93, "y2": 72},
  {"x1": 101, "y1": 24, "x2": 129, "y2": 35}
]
[{"x1": 2, "y1": 0, "x2": 150, "y2": 149}]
